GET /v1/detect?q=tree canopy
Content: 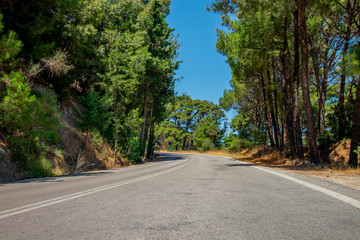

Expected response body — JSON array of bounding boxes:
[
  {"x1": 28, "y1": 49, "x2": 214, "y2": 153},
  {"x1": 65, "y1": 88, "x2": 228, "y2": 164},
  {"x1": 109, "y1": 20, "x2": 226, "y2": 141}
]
[{"x1": 209, "y1": 0, "x2": 360, "y2": 167}]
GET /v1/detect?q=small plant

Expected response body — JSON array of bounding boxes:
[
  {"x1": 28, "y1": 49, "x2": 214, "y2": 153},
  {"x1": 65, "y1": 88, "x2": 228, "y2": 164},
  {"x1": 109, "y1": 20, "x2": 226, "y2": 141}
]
[
  {"x1": 91, "y1": 130, "x2": 104, "y2": 148},
  {"x1": 317, "y1": 130, "x2": 335, "y2": 151},
  {"x1": 27, "y1": 155, "x2": 54, "y2": 178},
  {"x1": 124, "y1": 136, "x2": 142, "y2": 164},
  {"x1": 355, "y1": 146, "x2": 360, "y2": 155}
]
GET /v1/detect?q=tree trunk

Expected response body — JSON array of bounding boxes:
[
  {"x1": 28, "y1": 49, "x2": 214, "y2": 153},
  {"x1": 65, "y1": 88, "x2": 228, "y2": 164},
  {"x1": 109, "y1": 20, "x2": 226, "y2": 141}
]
[
  {"x1": 339, "y1": 38, "x2": 350, "y2": 140},
  {"x1": 114, "y1": 106, "x2": 119, "y2": 163},
  {"x1": 349, "y1": 80, "x2": 360, "y2": 168},
  {"x1": 144, "y1": 102, "x2": 154, "y2": 161},
  {"x1": 182, "y1": 135, "x2": 188, "y2": 150},
  {"x1": 312, "y1": 48, "x2": 328, "y2": 136},
  {"x1": 271, "y1": 65, "x2": 282, "y2": 150},
  {"x1": 280, "y1": 16, "x2": 297, "y2": 159},
  {"x1": 299, "y1": 0, "x2": 320, "y2": 164},
  {"x1": 274, "y1": 80, "x2": 282, "y2": 150},
  {"x1": 313, "y1": 34, "x2": 329, "y2": 135},
  {"x1": 318, "y1": 69, "x2": 328, "y2": 135},
  {"x1": 267, "y1": 70, "x2": 281, "y2": 149},
  {"x1": 260, "y1": 75, "x2": 275, "y2": 147},
  {"x1": 140, "y1": 99, "x2": 147, "y2": 151},
  {"x1": 339, "y1": 3, "x2": 352, "y2": 140},
  {"x1": 293, "y1": 6, "x2": 304, "y2": 159},
  {"x1": 188, "y1": 136, "x2": 194, "y2": 150}
]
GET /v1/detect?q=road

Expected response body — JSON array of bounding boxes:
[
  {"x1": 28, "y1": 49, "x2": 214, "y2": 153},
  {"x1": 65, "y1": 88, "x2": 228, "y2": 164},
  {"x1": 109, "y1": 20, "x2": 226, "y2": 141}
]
[{"x1": 0, "y1": 152, "x2": 360, "y2": 239}]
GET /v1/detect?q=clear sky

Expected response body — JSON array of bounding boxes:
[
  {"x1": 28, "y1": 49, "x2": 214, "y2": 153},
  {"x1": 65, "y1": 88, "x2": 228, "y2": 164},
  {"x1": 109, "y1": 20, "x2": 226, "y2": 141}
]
[{"x1": 166, "y1": 0, "x2": 232, "y2": 106}]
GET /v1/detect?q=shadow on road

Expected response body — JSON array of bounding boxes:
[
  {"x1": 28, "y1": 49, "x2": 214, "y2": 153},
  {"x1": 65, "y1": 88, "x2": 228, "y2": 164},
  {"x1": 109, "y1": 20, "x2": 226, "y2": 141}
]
[
  {"x1": 0, "y1": 171, "x2": 114, "y2": 186},
  {"x1": 225, "y1": 163, "x2": 253, "y2": 167},
  {"x1": 155, "y1": 152, "x2": 188, "y2": 162}
]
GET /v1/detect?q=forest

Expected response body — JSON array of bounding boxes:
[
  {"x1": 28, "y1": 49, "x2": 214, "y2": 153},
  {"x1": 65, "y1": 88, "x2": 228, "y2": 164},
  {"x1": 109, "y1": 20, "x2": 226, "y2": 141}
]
[
  {"x1": 0, "y1": 0, "x2": 180, "y2": 180},
  {"x1": 0, "y1": 0, "x2": 359, "y2": 181},
  {"x1": 157, "y1": 0, "x2": 359, "y2": 169},
  {"x1": 157, "y1": 0, "x2": 360, "y2": 168},
  {"x1": 207, "y1": 0, "x2": 359, "y2": 168}
]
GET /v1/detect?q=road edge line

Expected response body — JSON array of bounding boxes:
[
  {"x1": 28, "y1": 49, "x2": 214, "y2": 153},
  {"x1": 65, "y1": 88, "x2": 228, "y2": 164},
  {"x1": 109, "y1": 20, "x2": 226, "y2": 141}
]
[
  {"x1": 233, "y1": 159, "x2": 360, "y2": 209},
  {"x1": 0, "y1": 158, "x2": 196, "y2": 219}
]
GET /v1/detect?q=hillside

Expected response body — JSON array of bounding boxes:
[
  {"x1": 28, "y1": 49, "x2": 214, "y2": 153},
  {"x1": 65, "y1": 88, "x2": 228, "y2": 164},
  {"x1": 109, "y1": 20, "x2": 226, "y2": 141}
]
[{"x1": 0, "y1": 1, "x2": 179, "y2": 182}]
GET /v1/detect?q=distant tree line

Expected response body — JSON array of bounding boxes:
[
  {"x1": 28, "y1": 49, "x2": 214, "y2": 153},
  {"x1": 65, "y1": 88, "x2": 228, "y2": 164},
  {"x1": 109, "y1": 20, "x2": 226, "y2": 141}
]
[
  {"x1": 0, "y1": 0, "x2": 180, "y2": 177},
  {"x1": 155, "y1": 95, "x2": 226, "y2": 152},
  {"x1": 209, "y1": 0, "x2": 360, "y2": 168}
]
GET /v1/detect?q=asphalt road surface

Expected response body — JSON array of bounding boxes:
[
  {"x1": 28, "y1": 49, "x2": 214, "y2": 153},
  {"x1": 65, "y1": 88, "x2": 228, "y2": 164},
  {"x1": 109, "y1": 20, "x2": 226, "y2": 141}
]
[{"x1": 1, "y1": 152, "x2": 360, "y2": 239}]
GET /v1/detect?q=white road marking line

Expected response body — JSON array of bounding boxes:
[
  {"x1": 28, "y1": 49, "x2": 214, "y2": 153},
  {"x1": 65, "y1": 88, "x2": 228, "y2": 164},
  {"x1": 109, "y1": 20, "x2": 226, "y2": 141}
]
[
  {"x1": 0, "y1": 158, "x2": 196, "y2": 220},
  {"x1": 233, "y1": 159, "x2": 360, "y2": 209}
]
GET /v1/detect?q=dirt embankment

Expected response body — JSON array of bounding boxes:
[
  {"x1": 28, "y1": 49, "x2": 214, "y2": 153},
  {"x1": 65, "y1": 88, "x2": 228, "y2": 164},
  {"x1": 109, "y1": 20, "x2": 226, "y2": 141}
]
[{"x1": 0, "y1": 100, "x2": 129, "y2": 183}]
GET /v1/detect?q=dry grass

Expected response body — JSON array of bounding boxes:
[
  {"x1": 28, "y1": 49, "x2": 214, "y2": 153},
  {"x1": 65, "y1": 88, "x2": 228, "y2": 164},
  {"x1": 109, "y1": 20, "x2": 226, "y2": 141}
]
[
  {"x1": 159, "y1": 149, "x2": 257, "y2": 159},
  {"x1": 161, "y1": 149, "x2": 360, "y2": 190}
]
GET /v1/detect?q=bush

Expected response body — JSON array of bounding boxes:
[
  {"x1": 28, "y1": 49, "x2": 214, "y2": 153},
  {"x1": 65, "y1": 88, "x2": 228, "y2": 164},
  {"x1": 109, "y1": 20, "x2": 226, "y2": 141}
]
[
  {"x1": 28, "y1": 155, "x2": 54, "y2": 178},
  {"x1": 0, "y1": 72, "x2": 36, "y2": 132},
  {"x1": 197, "y1": 138, "x2": 213, "y2": 152},
  {"x1": 318, "y1": 130, "x2": 335, "y2": 151},
  {"x1": 1, "y1": 72, "x2": 63, "y2": 177},
  {"x1": 124, "y1": 136, "x2": 142, "y2": 164},
  {"x1": 76, "y1": 91, "x2": 111, "y2": 137},
  {"x1": 91, "y1": 130, "x2": 104, "y2": 148},
  {"x1": 227, "y1": 138, "x2": 257, "y2": 153}
]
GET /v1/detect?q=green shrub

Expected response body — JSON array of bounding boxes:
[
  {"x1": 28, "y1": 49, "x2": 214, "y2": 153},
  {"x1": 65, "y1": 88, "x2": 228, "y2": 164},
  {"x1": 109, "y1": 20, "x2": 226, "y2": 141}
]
[
  {"x1": 318, "y1": 130, "x2": 335, "y2": 151},
  {"x1": 9, "y1": 137, "x2": 28, "y2": 168},
  {"x1": 28, "y1": 155, "x2": 54, "y2": 178},
  {"x1": 124, "y1": 136, "x2": 142, "y2": 164},
  {"x1": 1, "y1": 72, "x2": 63, "y2": 177},
  {"x1": 0, "y1": 72, "x2": 36, "y2": 132},
  {"x1": 91, "y1": 130, "x2": 104, "y2": 147},
  {"x1": 197, "y1": 138, "x2": 213, "y2": 152},
  {"x1": 76, "y1": 91, "x2": 111, "y2": 137},
  {"x1": 227, "y1": 138, "x2": 257, "y2": 153}
]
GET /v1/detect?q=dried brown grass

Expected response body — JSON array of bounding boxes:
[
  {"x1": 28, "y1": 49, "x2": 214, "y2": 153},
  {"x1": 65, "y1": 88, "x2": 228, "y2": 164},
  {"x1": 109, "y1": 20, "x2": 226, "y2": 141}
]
[
  {"x1": 59, "y1": 127, "x2": 129, "y2": 174},
  {"x1": 161, "y1": 148, "x2": 360, "y2": 190}
]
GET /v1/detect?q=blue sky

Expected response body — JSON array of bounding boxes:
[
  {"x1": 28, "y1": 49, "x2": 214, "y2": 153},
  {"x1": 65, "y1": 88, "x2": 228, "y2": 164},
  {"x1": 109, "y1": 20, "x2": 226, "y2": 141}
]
[{"x1": 166, "y1": 0, "x2": 232, "y2": 106}]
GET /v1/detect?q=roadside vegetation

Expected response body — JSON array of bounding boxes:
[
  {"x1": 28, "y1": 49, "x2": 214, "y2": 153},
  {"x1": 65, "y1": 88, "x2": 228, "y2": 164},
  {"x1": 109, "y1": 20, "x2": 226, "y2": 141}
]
[
  {"x1": 205, "y1": 0, "x2": 359, "y2": 168},
  {"x1": 157, "y1": 0, "x2": 359, "y2": 171},
  {"x1": 1, "y1": 0, "x2": 359, "y2": 182},
  {"x1": 160, "y1": 148, "x2": 360, "y2": 190},
  {"x1": 155, "y1": 94, "x2": 227, "y2": 152},
  {"x1": 0, "y1": 0, "x2": 180, "y2": 182}
]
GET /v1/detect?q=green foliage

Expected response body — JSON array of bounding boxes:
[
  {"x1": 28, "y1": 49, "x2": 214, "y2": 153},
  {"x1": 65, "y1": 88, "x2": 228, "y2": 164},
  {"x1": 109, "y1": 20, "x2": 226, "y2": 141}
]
[
  {"x1": 76, "y1": 91, "x2": 111, "y2": 137},
  {"x1": 156, "y1": 94, "x2": 226, "y2": 152},
  {"x1": 317, "y1": 130, "x2": 335, "y2": 151},
  {"x1": 196, "y1": 138, "x2": 213, "y2": 153},
  {"x1": 0, "y1": 71, "x2": 62, "y2": 175},
  {"x1": 124, "y1": 136, "x2": 142, "y2": 164},
  {"x1": 210, "y1": 0, "x2": 360, "y2": 160},
  {"x1": 0, "y1": 13, "x2": 22, "y2": 72},
  {"x1": 32, "y1": 90, "x2": 63, "y2": 145},
  {"x1": 0, "y1": 30, "x2": 22, "y2": 72},
  {"x1": 224, "y1": 134, "x2": 257, "y2": 152},
  {"x1": 355, "y1": 146, "x2": 360, "y2": 155},
  {"x1": 91, "y1": 130, "x2": 104, "y2": 148},
  {"x1": 116, "y1": 109, "x2": 144, "y2": 163},
  {"x1": 0, "y1": 0, "x2": 78, "y2": 61},
  {"x1": 0, "y1": 0, "x2": 179, "y2": 178},
  {"x1": 0, "y1": 72, "x2": 36, "y2": 132},
  {"x1": 328, "y1": 98, "x2": 355, "y2": 139},
  {"x1": 27, "y1": 155, "x2": 54, "y2": 178}
]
